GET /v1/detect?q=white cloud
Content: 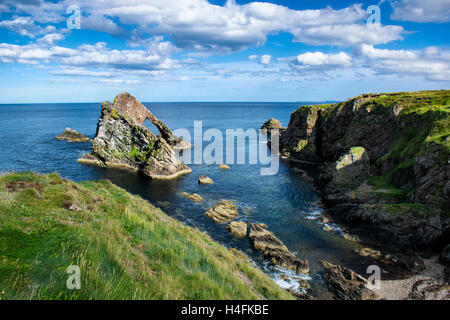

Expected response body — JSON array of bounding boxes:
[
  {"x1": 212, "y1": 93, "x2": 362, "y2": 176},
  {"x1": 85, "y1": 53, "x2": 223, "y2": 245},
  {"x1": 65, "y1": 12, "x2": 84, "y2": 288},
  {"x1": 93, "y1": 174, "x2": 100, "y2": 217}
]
[
  {"x1": 100, "y1": 79, "x2": 141, "y2": 85},
  {"x1": 2, "y1": 0, "x2": 405, "y2": 52},
  {"x1": 290, "y1": 52, "x2": 353, "y2": 72},
  {"x1": 356, "y1": 44, "x2": 450, "y2": 81},
  {"x1": 391, "y1": 0, "x2": 450, "y2": 23},
  {"x1": 37, "y1": 32, "x2": 64, "y2": 45},
  {"x1": 260, "y1": 55, "x2": 271, "y2": 65},
  {"x1": 0, "y1": 16, "x2": 56, "y2": 37},
  {"x1": 0, "y1": 37, "x2": 176, "y2": 71}
]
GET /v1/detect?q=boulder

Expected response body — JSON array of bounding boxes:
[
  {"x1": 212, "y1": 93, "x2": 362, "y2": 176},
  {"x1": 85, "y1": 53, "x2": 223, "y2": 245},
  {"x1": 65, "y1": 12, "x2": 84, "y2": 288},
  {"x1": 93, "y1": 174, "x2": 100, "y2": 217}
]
[
  {"x1": 78, "y1": 93, "x2": 191, "y2": 180},
  {"x1": 181, "y1": 192, "x2": 203, "y2": 202},
  {"x1": 226, "y1": 221, "x2": 247, "y2": 238},
  {"x1": 198, "y1": 175, "x2": 214, "y2": 184},
  {"x1": 205, "y1": 200, "x2": 238, "y2": 223},
  {"x1": 261, "y1": 118, "x2": 283, "y2": 130},
  {"x1": 56, "y1": 128, "x2": 90, "y2": 142},
  {"x1": 249, "y1": 223, "x2": 309, "y2": 274},
  {"x1": 218, "y1": 164, "x2": 230, "y2": 170},
  {"x1": 320, "y1": 261, "x2": 378, "y2": 300}
]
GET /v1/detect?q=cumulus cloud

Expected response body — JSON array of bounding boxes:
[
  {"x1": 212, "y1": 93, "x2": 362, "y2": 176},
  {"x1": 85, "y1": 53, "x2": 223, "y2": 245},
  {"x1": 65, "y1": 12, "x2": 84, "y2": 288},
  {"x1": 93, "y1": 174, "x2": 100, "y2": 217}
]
[
  {"x1": 0, "y1": 16, "x2": 56, "y2": 37},
  {"x1": 391, "y1": 0, "x2": 450, "y2": 23},
  {"x1": 1, "y1": 0, "x2": 405, "y2": 53},
  {"x1": 0, "y1": 37, "x2": 176, "y2": 71},
  {"x1": 37, "y1": 32, "x2": 64, "y2": 45},
  {"x1": 290, "y1": 51, "x2": 352, "y2": 73},
  {"x1": 356, "y1": 44, "x2": 450, "y2": 81}
]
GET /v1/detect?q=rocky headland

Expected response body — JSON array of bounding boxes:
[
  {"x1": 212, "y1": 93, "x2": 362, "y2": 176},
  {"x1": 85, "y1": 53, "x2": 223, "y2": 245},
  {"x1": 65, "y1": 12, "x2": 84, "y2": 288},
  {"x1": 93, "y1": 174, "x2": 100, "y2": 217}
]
[
  {"x1": 274, "y1": 90, "x2": 449, "y2": 255},
  {"x1": 265, "y1": 90, "x2": 449, "y2": 298},
  {"x1": 78, "y1": 92, "x2": 191, "y2": 180}
]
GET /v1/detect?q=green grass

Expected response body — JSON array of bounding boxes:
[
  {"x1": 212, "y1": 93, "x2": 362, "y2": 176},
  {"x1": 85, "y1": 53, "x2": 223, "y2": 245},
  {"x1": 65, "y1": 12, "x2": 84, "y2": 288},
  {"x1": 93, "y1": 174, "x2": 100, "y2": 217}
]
[{"x1": 0, "y1": 172, "x2": 293, "y2": 300}]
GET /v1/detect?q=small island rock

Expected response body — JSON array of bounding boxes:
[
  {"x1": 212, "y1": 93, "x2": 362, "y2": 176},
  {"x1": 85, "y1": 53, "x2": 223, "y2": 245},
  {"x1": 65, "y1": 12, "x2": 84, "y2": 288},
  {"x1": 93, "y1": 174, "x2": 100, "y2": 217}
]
[
  {"x1": 198, "y1": 175, "x2": 214, "y2": 184},
  {"x1": 56, "y1": 128, "x2": 90, "y2": 142}
]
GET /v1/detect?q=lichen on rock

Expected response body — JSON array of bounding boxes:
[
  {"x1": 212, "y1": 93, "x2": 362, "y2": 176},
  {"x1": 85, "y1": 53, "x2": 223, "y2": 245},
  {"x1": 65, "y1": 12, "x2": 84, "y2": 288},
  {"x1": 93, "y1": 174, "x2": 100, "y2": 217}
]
[{"x1": 78, "y1": 92, "x2": 191, "y2": 180}]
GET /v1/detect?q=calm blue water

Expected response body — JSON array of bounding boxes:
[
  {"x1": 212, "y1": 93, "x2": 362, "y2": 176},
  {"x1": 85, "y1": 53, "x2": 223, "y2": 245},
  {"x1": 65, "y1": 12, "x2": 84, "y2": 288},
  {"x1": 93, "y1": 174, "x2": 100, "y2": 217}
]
[{"x1": 0, "y1": 102, "x2": 362, "y2": 296}]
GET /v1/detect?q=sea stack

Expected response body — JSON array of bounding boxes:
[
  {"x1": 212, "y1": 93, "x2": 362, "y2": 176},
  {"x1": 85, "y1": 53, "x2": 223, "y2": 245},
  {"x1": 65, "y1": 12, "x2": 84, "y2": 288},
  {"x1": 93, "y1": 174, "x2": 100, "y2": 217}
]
[{"x1": 78, "y1": 92, "x2": 191, "y2": 179}]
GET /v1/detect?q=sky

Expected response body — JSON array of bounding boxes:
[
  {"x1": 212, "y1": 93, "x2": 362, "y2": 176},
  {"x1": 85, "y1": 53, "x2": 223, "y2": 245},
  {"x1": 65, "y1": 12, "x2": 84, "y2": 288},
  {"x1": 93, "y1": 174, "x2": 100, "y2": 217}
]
[{"x1": 0, "y1": 0, "x2": 449, "y2": 103}]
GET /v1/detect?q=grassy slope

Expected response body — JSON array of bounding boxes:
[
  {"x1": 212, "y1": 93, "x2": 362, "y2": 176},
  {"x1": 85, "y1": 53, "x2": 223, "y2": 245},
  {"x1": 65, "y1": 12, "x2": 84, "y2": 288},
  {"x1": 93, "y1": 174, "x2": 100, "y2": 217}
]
[{"x1": 0, "y1": 172, "x2": 293, "y2": 300}]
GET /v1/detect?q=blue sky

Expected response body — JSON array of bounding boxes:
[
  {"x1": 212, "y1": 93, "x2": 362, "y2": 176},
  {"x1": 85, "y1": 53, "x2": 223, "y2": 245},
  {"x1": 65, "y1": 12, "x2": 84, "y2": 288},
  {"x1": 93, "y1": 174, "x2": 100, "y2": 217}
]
[{"x1": 0, "y1": 0, "x2": 449, "y2": 103}]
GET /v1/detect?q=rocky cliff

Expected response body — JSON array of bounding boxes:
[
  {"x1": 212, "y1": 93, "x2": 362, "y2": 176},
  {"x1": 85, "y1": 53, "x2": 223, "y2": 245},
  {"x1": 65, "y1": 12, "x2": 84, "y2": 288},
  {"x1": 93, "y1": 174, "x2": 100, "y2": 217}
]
[
  {"x1": 78, "y1": 92, "x2": 191, "y2": 179},
  {"x1": 279, "y1": 90, "x2": 450, "y2": 252}
]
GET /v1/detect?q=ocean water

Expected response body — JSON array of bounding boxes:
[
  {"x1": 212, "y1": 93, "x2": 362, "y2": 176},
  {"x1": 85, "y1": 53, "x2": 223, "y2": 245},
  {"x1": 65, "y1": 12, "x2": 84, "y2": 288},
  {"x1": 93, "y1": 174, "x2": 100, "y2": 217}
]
[{"x1": 0, "y1": 102, "x2": 363, "y2": 296}]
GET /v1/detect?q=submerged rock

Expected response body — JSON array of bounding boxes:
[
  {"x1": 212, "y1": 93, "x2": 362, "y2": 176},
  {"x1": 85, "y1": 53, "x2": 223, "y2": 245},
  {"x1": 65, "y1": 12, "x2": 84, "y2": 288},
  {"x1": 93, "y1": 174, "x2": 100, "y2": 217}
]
[
  {"x1": 198, "y1": 175, "x2": 214, "y2": 184},
  {"x1": 78, "y1": 92, "x2": 191, "y2": 180},
  {"x1": 205, "y1": 200, "x2": 238, "y2": 223},
  {"x1": 226, "y1": 221, "x2": 248, "y2": 238},
  {"x1": 56, "y1": 128, "x2": 90, "y2": 142},
  {"x1": 181, "y1": 192, "x2": 203, "y2": 202},
  {"x1": 249, "y1": 223, "x2": 309, "y2": 274},
  {"x1": 320, "y1": 260, "x2": 378, "y2": 300}
]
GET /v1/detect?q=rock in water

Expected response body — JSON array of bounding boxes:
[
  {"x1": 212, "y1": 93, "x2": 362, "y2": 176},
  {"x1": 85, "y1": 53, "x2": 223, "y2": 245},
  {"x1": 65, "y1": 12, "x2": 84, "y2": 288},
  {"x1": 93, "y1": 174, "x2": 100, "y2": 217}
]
[
  {"x1": 218, "y1": 164, "x2": 230, "y2": 170},
  {"x1": 226, "y1": 221, "x2": 248, "y2": 238},
  {"x1": 78, "y1": 93, "x2": 191, "y2": 179},
  {"x1": 198, "y1": 175, "x2": 214, "y2": 184},
  {"x1": 56, "y1": 128, "x2": 90, "y2": 142},
  {"x1": 205, "y1": 200, "x2": 238, "y2": 223},
  {"x1": 320, "y1": 261, "x2": 378, "y2": 300},
  {"x1": 181, "y1": 192, "x2": 203, "y2": 202},
  {"x1": 249, "y1": 223, "x2": 309, "y2": 274}
]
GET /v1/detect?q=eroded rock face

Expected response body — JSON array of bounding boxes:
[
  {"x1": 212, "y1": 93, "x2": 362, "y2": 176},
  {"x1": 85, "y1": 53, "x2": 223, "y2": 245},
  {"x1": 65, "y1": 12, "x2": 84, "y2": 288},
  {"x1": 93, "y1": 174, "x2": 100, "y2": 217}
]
[
  {"x1": 78, "y1": 93, "x2": 191, "y2": 179},
  {"x1": 325, "y1": 147, "x2": 370, "y2": 199},
  {"x1": 277, "y1": 91, "x2": 450, "y2": 252},
  {"x1": 226, "y1": 221, "x2": 248, "y2": 238},
  {"x1": 249, "y1": 223, "x2": 309, "y2": 274},
  {"x1": 56, "y1": 128, "x2": 90, "y2": 142},
  {"x1": 320, "y1": 261, "x2": 378, "y2": 300},
  {"x1": 328, "y1": 203, "x2": 444, "y2": 252},
  {"x1": 205, "y1": 200, "x2": 238, "y2": 223},
  {"x1": 113, "y1": 92, "x2": 187, "y2": 148}
]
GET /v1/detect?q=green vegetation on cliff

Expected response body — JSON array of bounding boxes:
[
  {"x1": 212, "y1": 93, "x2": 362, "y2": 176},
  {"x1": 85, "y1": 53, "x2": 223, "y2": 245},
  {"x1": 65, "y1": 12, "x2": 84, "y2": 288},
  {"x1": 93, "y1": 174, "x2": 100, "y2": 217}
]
[{"x1": 0, "y1": 172, "x2": 293, "y2": 300}]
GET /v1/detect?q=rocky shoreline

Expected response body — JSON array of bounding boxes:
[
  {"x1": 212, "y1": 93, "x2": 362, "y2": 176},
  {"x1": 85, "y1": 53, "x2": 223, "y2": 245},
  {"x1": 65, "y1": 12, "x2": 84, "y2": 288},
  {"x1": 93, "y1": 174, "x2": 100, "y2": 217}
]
[{"x1": 266, "y1": 90, "x2": 449, "y2": 299}]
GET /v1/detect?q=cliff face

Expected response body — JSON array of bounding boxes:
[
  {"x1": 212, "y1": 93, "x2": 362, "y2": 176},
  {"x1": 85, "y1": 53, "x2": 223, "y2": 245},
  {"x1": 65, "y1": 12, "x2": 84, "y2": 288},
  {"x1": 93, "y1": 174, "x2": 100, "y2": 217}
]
[
  {"x1": 78, "y1": 93, "x2": 191, "y2": 179},
  {"x1": 281, "y1": 90, "x2": 449, "y2": 251}
]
